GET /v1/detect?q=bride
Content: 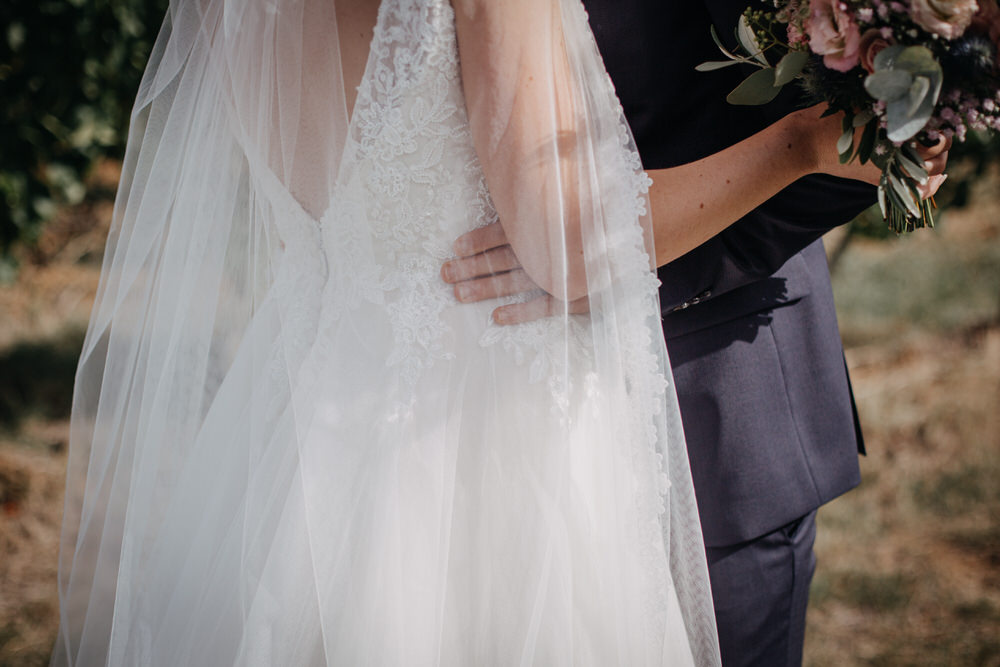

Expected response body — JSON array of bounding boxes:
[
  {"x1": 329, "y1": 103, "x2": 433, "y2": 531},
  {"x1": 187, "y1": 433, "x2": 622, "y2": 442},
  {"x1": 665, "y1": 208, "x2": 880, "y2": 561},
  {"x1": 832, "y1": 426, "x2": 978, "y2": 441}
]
[{"x1": 52, "y1": 0, "x2": 721, "y2": 664}]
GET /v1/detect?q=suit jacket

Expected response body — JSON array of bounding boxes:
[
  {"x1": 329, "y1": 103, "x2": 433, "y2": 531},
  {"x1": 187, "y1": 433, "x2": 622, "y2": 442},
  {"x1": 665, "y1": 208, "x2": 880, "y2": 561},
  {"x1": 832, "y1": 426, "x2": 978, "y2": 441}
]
[{"x1": 585, "y1": 0, "x2": 873, "y2": 546}]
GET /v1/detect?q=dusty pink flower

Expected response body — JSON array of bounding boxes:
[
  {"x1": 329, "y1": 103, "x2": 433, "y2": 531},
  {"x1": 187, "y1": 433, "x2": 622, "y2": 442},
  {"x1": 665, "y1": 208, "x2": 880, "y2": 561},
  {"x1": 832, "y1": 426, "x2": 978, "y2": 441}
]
[
  {"x1": 781, "y1": 0, "x2": 811, "y2": 46},
  {"x1": 806, "y1": 0, "x2": 863, "y2": 71},
  {"x1": 788, "y1": 21, "x2": 807, "y2": 45},
  {"x1": 859, "y1": 28, "x2": 895, "y2": 73},
  {"x1": 910, "y1": 0, "x2": 980, "y2": 39}
]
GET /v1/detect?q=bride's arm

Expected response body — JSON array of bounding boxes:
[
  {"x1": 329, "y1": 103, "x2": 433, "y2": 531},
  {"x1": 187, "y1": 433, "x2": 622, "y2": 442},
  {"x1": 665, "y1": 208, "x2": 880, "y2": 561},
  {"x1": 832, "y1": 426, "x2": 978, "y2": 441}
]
[{"x1": 452, "y1": 0, "x2": 588, "y2": 301}]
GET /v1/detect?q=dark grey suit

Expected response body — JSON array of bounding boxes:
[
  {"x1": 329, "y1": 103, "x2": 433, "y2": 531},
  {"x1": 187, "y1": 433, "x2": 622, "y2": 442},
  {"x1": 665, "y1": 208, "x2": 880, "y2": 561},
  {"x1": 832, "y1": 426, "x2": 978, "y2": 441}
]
[{"x1": 584, "y1": 1, "x2": 874, "y2": 663}]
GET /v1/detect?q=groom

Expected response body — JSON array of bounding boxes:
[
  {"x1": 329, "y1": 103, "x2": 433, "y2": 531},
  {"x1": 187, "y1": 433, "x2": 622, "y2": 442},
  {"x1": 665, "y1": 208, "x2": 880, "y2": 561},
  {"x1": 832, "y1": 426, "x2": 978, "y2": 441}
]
[
  {"x1": 584, "y1": 4, "x2": 870, "y2": 664},
  {"x1": 582, "y1": 4, "x2": 869, "y2": 665},
  {"x1": 444, "y1": 1, "x2": 949, "y2": 665}
]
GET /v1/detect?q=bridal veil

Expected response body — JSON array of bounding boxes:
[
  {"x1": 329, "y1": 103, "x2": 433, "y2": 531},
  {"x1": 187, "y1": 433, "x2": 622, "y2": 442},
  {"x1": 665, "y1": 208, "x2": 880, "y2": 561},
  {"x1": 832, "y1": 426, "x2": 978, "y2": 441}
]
[{"x1": 53, "y1": 0, "x2": 721, "y2": 664}]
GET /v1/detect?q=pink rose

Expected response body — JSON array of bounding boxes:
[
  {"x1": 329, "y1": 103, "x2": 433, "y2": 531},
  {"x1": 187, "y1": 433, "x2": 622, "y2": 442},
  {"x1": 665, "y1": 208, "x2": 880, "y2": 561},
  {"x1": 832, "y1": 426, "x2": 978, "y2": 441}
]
[
  {"x1": 806, "y1": 0, "x2": 863, "y2": 72},
  {"x1": 858, "y1": 28, "x2": 895, "y2": 73},
  {"x1": 910, "y1": 0, "x2": 980, "y2": 39}
]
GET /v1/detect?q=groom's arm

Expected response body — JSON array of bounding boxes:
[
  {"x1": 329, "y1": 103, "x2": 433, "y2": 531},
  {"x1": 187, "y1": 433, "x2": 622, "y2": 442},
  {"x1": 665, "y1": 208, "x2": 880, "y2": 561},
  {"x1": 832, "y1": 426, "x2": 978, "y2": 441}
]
[
  {"x1": 444, "y1": 111, "x2": 950, "y2": 323},
  {"x1": 654, "y1": 173, "x2": 876, "y2": 312}
]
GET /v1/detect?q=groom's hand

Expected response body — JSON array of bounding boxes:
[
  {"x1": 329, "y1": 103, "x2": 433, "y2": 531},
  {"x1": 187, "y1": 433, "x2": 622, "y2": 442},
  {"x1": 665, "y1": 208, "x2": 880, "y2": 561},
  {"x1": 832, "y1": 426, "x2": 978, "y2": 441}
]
[
  {"x1": 801, "y1": 105, "x2": 952, "y2": 198},
  {"x1": 441, "y1": 222, "x2": 589, "y2": 325}
]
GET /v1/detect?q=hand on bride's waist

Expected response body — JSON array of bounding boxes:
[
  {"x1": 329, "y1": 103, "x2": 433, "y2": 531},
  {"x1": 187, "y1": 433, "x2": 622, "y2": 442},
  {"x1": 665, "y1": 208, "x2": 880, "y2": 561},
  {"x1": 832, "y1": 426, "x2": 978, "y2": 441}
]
[{"x1": 440, "y1": 221, "x2": 590, "y2": 326}]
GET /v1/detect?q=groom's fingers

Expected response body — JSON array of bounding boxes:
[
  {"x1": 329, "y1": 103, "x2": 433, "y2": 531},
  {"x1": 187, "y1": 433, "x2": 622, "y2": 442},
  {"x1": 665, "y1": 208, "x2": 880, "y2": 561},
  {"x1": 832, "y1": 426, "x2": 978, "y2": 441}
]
[
  {"x1": 452, "y1": 268, "x2": 538, "y2": 302},
  {"x1": 916, "y1": 135, "x2": 952, "y2": 160},
  {"x1": 492, "y1": 294, "x2": 590, "y2": 325},
  {"x1": 922, "y1": 150, "x2": 948, "y2": 177},
  {"x1": 453, "y1": 221, "x2": 508, "y2": 256},
  {"x1": 441, "y1": 245, "x2": 520, "y2": 283},
  {"x1": 917, "y1": 173, "x2": 947, "y2": 200}
]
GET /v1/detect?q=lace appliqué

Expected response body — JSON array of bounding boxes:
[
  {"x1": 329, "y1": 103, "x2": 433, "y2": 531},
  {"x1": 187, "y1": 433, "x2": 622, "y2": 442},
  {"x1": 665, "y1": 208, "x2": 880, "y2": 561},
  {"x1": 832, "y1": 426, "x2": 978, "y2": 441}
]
[{"x1": 326, "y1": 0, "x2": 471, "y2": 387}]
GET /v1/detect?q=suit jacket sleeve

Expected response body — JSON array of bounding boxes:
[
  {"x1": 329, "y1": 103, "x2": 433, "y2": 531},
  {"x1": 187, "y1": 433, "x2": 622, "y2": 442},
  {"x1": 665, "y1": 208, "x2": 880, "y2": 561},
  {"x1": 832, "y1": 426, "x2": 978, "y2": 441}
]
[{"x1": 656, "y1": 175, "x2": 875, "y2": 312}]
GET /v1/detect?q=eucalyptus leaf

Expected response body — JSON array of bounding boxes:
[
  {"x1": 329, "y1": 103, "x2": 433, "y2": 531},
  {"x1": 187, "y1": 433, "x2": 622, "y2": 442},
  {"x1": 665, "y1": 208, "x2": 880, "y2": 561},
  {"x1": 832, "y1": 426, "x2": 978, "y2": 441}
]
[
  {"x1": 853, "y1": 109, "x2": 875, "y2": 127},
  {"x1": 857, "y1": 119, "x2": 877, "y2": 164},
  {"x1": 864, "y1": 70, "x2": 912, "y2": 101},
  {"x1": 695, "y1": 60, "x2": 743, "y2": 71},
  {"x1": 737, "y1": 15, "x2": 768, "y2": 65},
  {"x1": 896, "y1": 150, "x2": 929, "y2": 184},
  {"x1": 884, "y1": 174, "x2": 909, "y2": 222},
  {"x1": 726, "y1": 68, "x2": 781, "y2": 105},
  {"x1": 886, "y1": 93, "x2": 936, "y2": 142},
  {"x1": 907, "y1": 76, "x2": 930, "y2": 117},
  {"x1": 710, "y1": 24, "x2": 740, "y2": 60},
  {"x1": 837, "y1": 126, "x2": 855, "y2": 156},
  {"x1": 901, "y1": 141, "x2": 927, "y2": 167},
  {"x1": 873, "y1": 44, "x2": 905, "y2": 71},
  {"x1": 774, "y1": 51, "x2": 808, "y2": 86},
  {"x1": 888, "y1": 168, "x2": 920, "y2": 218},
  {"x1": 884, "y1": 175, "x2": 902, "y2": 207},
  {"x1": 896, "y1": 45, "x2": 942, "y2": 73},
  {"x1": 877, "y1": 179, "x2": 888, "y2": 219},
  {"x1": 881, "y1": 46, "x2": 943, "y2": 142}
]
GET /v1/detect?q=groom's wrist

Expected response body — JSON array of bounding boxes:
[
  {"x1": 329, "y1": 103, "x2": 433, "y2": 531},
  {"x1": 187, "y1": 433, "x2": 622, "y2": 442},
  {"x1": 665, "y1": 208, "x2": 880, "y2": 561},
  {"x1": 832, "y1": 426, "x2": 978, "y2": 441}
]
[{"x1": 782, "y1": 107, "x2": 828, "y2": 178}]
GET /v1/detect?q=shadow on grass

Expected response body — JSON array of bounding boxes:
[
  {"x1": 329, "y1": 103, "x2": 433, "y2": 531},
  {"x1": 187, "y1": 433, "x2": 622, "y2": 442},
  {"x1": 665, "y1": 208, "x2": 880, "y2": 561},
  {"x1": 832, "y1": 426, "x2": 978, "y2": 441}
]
[
  {"x1": 0, "y1": 622, "x2": 51, "y2": 667},
  {"x1": 811, "y1": 570, "x2": 915, "y2": 611},
  {"x1": 912, "y1": 463, "x2": 1000, "y2": 517},
  {"x1": 0, "y1": 328, "x2": 85, "y2": 429}
]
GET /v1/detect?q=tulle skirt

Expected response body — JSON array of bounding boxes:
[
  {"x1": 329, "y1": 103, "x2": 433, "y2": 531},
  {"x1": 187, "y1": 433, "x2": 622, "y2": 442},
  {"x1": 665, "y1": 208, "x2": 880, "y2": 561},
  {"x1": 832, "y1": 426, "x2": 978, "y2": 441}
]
[{"x1": 95, "y1": 278, "x2": 699, "y2": 664}]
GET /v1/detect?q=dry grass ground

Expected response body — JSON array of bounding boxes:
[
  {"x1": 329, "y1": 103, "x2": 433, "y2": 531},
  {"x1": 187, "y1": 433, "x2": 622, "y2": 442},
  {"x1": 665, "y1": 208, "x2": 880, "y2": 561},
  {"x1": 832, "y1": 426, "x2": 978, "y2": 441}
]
[
  {"x1": 0, "y1": 164, "x2": 997, "y2": 666},
  {"x1": 806, "y1": 177, "x2": 1000, "y2": 666}
]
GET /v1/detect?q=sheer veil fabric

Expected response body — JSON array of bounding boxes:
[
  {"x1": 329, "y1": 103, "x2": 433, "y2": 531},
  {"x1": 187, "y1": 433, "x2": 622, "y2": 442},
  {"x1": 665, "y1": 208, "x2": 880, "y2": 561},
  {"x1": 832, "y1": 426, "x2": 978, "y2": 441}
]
[{"x1": 52, "y1": 0, "x2": 721, "y2": 664}]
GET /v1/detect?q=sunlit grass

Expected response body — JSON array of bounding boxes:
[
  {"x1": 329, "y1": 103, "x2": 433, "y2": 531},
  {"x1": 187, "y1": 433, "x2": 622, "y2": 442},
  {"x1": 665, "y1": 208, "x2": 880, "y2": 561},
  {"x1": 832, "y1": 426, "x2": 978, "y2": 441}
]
[{"x1": 806, "y1": 185, "x2": 1000, "y2": 666}]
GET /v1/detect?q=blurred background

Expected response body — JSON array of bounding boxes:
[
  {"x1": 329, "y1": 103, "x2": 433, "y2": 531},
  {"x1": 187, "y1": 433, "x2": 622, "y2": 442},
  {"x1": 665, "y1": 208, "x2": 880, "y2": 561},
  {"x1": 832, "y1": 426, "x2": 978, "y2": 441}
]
[{"x1": 0, "y1": 1, "x2": 997, "y2": 665}]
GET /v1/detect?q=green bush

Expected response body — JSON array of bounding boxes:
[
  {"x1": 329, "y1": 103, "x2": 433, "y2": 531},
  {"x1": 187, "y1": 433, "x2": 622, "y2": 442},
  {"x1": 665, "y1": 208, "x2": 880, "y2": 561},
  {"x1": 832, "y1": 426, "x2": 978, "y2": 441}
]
[{"x1": 0, "y1": 0, "x2": 167, "y2": 269}]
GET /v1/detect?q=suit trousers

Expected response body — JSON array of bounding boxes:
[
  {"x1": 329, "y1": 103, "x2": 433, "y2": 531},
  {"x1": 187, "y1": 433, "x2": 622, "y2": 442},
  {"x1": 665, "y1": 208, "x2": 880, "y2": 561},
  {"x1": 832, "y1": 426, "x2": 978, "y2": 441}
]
[{"x1": 705, "y1": 511, "x2": 818, "y2": 667}]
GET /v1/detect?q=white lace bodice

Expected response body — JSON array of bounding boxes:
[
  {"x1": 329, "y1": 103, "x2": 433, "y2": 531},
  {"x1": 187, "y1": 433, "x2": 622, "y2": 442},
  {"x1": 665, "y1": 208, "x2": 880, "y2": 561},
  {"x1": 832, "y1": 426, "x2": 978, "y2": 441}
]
[
  {"x1": 326, "y1": 0, "x2": 483, "y2": 386},
  {"x1": 261, "y1": 0, "x2": 652, "y2": 392}
]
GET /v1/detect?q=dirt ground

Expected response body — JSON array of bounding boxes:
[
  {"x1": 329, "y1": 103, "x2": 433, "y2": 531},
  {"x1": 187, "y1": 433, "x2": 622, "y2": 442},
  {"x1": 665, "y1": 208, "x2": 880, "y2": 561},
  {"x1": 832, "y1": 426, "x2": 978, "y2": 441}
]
[{"x1": 0, "y1": 164, "x2": 997, "y2": 666}]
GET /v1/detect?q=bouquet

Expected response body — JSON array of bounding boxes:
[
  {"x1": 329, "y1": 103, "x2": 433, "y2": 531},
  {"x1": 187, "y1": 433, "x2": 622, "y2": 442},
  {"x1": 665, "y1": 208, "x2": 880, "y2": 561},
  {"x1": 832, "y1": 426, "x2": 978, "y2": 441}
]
[{"x1": 699, "y1": 0, "x2": 1000, "y2": 232}]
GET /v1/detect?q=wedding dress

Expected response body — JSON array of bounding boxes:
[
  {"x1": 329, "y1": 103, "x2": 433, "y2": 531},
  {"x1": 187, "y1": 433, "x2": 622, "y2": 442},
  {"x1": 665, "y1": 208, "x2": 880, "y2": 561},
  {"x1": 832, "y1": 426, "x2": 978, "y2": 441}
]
[{"x1": 52, "y1": 0, "x2": 720, "y2": 664}]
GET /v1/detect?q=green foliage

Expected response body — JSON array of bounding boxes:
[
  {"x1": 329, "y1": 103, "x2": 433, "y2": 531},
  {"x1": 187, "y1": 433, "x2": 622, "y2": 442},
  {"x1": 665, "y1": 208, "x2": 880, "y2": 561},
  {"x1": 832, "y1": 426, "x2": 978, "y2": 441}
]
[
  {"x1": 0, "y1": 0, "x2": 168, "y2": 263},
  {"x1": 865, "y1": 45, "x2": 943, "y2": 144},
  {"x1": 0, "y1": 327, "x2": 85, "y2": 427}
]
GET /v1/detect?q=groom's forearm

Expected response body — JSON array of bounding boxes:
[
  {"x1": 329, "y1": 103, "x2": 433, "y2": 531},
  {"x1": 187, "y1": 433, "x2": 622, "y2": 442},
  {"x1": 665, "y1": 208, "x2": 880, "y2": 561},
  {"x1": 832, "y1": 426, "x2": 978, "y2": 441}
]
[
  {"x1": 647, "y1": 105, "x2": 949, "y2": 268},
  {"x1": 654, "y1": 173, "x2": 877, "y2": 312},
  {"x1": 646, "y1": 106, "x2": 848, "y2": 267}
]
